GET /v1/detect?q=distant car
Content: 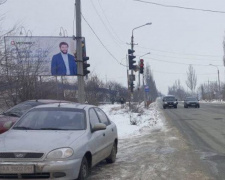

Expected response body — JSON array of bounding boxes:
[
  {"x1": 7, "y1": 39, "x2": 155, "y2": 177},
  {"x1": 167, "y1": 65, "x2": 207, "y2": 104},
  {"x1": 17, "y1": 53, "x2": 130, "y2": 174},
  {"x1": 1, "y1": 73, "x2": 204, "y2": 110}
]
[
  {"x1": 0, "y1": 99, "x2": 69, "y2": 134},
  {"x1": 162, "y1": 95, "x2": 178, "y2": 109},
  {"x1": 0, "y1": 103, "x2": 118, "y2": 180},
  {"x1": 184, "y1": 97, "x2": 200, "y2": 108}
]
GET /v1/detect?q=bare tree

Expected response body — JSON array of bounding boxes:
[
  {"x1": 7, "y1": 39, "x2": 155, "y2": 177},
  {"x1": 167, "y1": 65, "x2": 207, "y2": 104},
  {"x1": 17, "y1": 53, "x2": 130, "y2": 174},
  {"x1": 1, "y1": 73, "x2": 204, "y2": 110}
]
[
  {"x1": 168, "y1": 79, "x2": 186, "y2": 100},
  {"x1": 186, "y1": 65, "x2": 197, "y2": 94}
]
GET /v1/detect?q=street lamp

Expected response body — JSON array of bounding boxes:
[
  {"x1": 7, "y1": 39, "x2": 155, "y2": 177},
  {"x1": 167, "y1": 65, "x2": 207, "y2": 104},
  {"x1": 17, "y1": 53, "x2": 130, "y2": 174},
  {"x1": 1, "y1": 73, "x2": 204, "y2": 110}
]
[
  {"x1": 26, "y1": 30, "x2": 32, "y2": 37},
  {"x1": 209, "y1": 64, "x2": 221, "y2": 98},
  {"x1": 64, "y1": 29, "x2": 68, "y2": 37},
  {"x1": 138, "y1": 52, "x2": 150, "y2": 105},
  {"x1": 59, "y1": 27, "x2": 65, "y2": 37},
  {"x1": 20, "y1": 26, "x2": 27, "y2": 36},
  {"x1": 131, "y1": 23, "x2": 152, "y2": 49},
  {"x1": 139, "y1": 52, "x2": 150, "y2": 87},
  {"x1": 59, "y1": 27, "x2": 68, "y2": 37},
  {"x1": 130, "y1": 22, "x2": 152, "y2": 100}
]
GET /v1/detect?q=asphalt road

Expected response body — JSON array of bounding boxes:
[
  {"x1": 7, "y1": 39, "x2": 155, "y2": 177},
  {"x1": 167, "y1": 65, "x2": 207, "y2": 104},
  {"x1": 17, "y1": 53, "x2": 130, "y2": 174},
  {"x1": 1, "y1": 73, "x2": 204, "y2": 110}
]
[
  {"x1": 88, "y1": 102, "x2": 214, "y2": 180},
  {"x1": 162, "y1": 102, "x2": 225, "y2": 180}
]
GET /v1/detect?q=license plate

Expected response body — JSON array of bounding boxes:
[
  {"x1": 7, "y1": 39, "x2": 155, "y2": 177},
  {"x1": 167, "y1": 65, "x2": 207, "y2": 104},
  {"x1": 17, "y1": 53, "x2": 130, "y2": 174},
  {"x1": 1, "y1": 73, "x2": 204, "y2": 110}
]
[{"x1": 0, "y1": 165, "x2": 34, "y2": 174}]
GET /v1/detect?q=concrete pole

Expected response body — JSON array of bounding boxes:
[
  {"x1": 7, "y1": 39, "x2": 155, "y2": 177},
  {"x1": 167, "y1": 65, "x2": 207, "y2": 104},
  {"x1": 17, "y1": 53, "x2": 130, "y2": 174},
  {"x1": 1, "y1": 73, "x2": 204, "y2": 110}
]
[
  {"x1": 130, "y1": 33, "x2": 134, "y2": 102},
  {"x1": 218, "y1": 69, "x2": 221, "y2": 94},
  {"x1": 76, "y1": 0, "x2": 85, "y2": 103}
]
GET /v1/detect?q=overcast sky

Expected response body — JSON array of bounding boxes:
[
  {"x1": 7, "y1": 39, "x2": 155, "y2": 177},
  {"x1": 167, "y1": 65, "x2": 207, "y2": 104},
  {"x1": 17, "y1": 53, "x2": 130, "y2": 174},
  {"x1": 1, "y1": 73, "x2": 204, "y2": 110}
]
[{"x1": 1, "y1": 0, "x2": 225, "y2": 94}]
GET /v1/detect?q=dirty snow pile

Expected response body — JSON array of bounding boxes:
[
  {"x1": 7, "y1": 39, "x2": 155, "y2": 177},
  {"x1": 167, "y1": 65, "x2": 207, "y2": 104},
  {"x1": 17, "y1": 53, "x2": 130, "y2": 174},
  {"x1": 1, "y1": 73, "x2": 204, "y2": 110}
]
[{"x1": 100, "y1": 102, "x2": 165, "y2": 139}]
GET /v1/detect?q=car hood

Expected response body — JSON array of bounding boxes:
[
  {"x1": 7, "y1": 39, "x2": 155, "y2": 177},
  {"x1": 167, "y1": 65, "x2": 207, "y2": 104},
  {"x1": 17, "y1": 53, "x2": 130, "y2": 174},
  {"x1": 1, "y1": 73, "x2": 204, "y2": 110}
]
[{"x1": 0, "y1": 130, "x2": 85, "y2": 152}]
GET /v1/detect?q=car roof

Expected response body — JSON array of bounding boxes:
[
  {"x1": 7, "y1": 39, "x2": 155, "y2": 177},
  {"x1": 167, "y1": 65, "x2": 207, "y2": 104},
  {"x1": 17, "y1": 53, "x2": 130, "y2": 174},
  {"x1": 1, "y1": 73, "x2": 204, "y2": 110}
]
[
  {"x1": 25, "y1": 99, "x2": 70, "y2": 104},
  {"x1": 163, "y1": 95, "x2": 175, "y2": 98},
  {"x1": 31, "y1": 102, "x2": 96, "y2": 110}
]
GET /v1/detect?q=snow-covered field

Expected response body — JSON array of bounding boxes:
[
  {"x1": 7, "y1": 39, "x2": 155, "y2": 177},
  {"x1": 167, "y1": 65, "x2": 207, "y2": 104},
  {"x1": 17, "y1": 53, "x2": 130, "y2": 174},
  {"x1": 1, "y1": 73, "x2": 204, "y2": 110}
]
[{"x1": 100, "y1": 102, "x2": 165, "y2": 139}]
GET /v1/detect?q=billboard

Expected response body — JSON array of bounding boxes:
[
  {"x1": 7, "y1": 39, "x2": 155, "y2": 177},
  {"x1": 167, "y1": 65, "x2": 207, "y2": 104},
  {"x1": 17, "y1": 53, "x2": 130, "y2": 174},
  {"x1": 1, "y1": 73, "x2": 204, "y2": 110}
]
[{"x1": 4, "y1": 36, "x2": 85, "y2": 76}]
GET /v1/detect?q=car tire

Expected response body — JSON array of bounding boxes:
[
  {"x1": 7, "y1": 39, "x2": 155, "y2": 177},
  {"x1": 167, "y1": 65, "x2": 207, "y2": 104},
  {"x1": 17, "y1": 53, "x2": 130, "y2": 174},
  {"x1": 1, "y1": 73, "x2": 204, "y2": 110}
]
[
  {"x1": 174, "y1": 105, "x2": 177, "y2": 109},
  {"x1": 163, "y1": 106, "x2": 166, "y2": 109},
  {"x1": 77, "y1": 157, "x2": 89, "y2": 180},
  {"x1": 106, "y1": 143, "x2": 117, "y2": 163}
]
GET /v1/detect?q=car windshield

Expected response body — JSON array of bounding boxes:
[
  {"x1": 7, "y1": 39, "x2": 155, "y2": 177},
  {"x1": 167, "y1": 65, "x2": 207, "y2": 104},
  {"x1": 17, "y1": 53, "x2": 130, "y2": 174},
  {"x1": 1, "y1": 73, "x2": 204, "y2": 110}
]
[
  {"x1": 3, "y1": 103, "x2": 37, "y2": 117},
  {"x1": 186, "y1": 98, "x2": 197, "y2": 101},
  {"x1": 164, "y1": 97, "x2": 175, "y2": 101},
  {"x1": 13, "y1": 108, "x2": 86, "y2": 130}
]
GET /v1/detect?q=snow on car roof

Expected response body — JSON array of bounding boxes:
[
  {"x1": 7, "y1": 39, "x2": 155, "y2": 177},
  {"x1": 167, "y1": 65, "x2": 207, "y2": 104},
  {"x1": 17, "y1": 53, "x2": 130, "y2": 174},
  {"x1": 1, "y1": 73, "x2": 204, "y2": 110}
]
[{"x1": 32, "y1": 103, "x2": 95, "y2": 110}]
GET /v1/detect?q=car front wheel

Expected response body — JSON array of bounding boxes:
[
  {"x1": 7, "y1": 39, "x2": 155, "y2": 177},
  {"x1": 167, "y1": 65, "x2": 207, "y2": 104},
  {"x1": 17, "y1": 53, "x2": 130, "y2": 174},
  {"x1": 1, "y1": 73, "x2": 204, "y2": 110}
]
[
  {"x1": 106, "y1": 143, "x2": 117, "y2": 163},
  {"x1": 77, "y1": 157, "x2": 89, "y2": 180}
]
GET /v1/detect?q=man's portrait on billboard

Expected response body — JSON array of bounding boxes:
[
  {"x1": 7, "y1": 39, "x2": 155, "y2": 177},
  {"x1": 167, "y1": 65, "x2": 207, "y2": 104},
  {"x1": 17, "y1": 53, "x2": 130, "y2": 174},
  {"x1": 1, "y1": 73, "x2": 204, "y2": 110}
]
[{"x1": 51, "y1": 42, "x2": 77, "y2": 76}]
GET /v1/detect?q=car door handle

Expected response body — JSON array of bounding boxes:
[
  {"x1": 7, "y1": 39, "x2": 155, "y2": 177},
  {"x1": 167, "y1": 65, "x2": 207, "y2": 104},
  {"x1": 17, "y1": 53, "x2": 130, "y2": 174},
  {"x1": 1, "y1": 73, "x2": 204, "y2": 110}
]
[{"x1": 103, "y1": 133, "x2": 105, "y2": 136}]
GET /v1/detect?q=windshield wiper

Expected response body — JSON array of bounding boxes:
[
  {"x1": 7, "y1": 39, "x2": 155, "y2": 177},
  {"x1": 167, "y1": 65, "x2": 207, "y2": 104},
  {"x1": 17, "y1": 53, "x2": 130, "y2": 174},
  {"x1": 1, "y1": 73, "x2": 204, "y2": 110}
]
[
  {"x1": 39, "y1": 128, "x2": 65, "y2": 130},
  {"x1": 13, "y1": 126, "x2": 34, "y2": 130}
]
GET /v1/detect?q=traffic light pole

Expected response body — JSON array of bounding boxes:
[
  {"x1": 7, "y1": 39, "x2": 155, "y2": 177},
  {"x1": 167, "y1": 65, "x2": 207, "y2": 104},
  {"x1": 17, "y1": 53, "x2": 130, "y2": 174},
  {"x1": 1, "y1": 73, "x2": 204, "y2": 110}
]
[
  {"x1": 130, "y1": 33, "x2": 134, "y2": 101},
  {"x1": 76, "y1": 0, "x2": 85, "y2": 103}
]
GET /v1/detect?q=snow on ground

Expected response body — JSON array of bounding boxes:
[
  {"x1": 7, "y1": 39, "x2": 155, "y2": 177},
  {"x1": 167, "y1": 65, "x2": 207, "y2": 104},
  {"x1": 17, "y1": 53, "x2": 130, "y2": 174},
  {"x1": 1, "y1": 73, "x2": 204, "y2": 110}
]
[
  {"x1": 200, "y1": 100, "x2": 225, "y2": 104},
  {"x1": 100, "y1": 102, "x2": 165, "y2": 139}
]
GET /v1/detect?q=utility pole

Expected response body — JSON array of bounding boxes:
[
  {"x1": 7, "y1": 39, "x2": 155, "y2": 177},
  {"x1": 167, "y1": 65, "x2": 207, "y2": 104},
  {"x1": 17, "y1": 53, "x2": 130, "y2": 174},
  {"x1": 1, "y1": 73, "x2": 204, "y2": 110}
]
[
  {"x1": 130, "y1": 34, "x2": 134, "y2": 102},
  {"x1": 76, "y1": 0, "x2": 85, "y2": 103}
]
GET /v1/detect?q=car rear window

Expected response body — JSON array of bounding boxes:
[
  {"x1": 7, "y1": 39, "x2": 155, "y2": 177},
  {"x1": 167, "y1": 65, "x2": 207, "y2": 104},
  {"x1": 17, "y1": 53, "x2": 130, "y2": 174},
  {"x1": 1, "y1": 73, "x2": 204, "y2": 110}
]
[{"x1": 186, "y1": 98, "x2": 197, "y2": 101}]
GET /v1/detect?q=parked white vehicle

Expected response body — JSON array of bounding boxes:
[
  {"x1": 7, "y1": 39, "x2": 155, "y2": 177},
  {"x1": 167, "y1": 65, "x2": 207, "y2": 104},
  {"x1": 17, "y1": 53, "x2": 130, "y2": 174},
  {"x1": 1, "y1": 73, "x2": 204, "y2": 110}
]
[{"x1": 0, "y1": 103, "x2": 118, "y2": 180}]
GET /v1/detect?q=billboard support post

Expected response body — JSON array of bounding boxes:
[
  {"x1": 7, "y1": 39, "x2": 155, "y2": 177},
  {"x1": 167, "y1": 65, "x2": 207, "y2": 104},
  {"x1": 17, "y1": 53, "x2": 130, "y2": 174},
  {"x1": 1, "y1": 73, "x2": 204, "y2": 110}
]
[{"x1": 76, "y1": 0, "x2": 85, "y2": 104}]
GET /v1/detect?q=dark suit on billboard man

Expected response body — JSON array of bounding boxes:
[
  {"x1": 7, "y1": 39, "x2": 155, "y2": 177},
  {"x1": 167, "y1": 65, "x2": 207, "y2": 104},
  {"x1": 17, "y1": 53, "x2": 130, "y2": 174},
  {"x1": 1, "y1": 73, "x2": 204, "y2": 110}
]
[{"x1": 51, "y1": 42, "x2": 77, "y2": 75}]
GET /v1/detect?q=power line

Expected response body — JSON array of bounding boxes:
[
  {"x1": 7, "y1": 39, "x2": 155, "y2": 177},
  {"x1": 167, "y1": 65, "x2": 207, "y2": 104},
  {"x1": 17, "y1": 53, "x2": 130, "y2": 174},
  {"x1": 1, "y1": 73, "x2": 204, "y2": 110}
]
[
  {"x1": 97, "y1": 0, "x2": 126, "y2": 44},
  {"x1": 145, "y1": 57, "x2": 223, "y2": 66},
  {"x1": 149, "y1": 53, "x2": 221, "y2": 62},
  {"x1": 90, "y1": 0, "x2": 124, "y2": 48},
  {"x1": 81, "y1": 14, "x2": 127, "y2": 67},
  {"x1": 133, "y1": 0, "x2": 225, "y2": 14},
  {"x1": 136, "y1": 45, "x2": 222, "y2": 58},
  {"x1": 153, "y1": 70, "x2": 217, "y2": 76}
]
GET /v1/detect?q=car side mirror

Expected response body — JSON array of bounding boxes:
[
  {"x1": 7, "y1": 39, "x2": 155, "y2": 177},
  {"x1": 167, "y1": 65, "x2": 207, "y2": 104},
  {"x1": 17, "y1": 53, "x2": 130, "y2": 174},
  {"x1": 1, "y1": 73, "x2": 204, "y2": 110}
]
[
  {"x1": 3, "y1": 121, "x2": 14, "y2": 130},
  {"x1": 92, "y1": 123, "x2": 106, "y2": 132}
]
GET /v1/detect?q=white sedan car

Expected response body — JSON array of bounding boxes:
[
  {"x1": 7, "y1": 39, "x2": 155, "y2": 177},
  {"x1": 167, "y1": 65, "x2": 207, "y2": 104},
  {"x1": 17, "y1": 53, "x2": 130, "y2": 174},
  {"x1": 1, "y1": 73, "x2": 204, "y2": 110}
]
[{"x1": 0, "y1": 103, "x2": 118, "y2": 180}]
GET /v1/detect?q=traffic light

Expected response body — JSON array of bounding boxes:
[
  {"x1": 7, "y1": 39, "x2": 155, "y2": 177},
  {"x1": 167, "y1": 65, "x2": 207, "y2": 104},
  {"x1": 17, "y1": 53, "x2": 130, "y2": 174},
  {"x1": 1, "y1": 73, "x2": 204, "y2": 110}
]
[
  {"x1": 140, "y1": 59, "x2": 144, "y2": 74},
  {"x1": 83, "y1": 56, "x2": 90, "y2": 76},
  {"x1": 128, "y1": 49, "x2": 136, "y2": 70},
  {"x1": 130, "y1": 81, "x2": 135, "y2": 93},
  {"x1": 128, "y1": 49, "x2": 135, "y2": 54}
]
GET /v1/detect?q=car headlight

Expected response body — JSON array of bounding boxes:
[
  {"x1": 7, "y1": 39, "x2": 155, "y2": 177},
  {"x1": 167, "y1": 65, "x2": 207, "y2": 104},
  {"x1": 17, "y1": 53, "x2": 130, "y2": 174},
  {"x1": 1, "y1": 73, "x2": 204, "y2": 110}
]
[
  {"x1": 174, "y1": 101, "x2": 177, "y2": 104},
  {"x1": 47, "y1": 148, "x2": 74, "y2": 159},
  {"x1": 164, "y1": 102, "x2": 167, "y2": 104}
]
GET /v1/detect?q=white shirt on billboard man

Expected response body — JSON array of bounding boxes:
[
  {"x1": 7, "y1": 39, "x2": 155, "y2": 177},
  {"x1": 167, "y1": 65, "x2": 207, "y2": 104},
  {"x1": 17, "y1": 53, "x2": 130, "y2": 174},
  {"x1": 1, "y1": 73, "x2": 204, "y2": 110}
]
[{"x1": 51, "y1": 42, "x2": 77, "y2": 75}]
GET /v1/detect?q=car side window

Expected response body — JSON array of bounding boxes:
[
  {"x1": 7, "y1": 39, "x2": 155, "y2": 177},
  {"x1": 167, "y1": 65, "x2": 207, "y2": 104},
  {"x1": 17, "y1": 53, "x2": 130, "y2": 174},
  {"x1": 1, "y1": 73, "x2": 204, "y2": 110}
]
[
  {"x1": 94, "y1": 108, "x2": 110, "y2": 126},
  {"x1": 89, "y1": 108, "x2": 100, "y2": 128}
]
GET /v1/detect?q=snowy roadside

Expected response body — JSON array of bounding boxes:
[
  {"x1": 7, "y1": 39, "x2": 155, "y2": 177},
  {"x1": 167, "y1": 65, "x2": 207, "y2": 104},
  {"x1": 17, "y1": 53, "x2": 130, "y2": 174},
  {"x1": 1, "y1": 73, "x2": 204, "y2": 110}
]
[{"x1": 100, "y1": 102, "x2": 165, "y2": 139}]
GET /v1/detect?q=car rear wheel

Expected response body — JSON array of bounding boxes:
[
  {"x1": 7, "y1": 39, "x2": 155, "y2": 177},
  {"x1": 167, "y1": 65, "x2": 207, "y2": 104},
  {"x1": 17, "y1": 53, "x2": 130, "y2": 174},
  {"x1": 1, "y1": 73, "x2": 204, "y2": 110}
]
[
  {"x1": 106, "y1": 143, "x2": 117, "y2": 163},
  {"x1": 163, "y1": 106, "x2": 166, "y2": 109},
  {"x1": 77, "y1": 157, "x2": 89, "y2": 180}
]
